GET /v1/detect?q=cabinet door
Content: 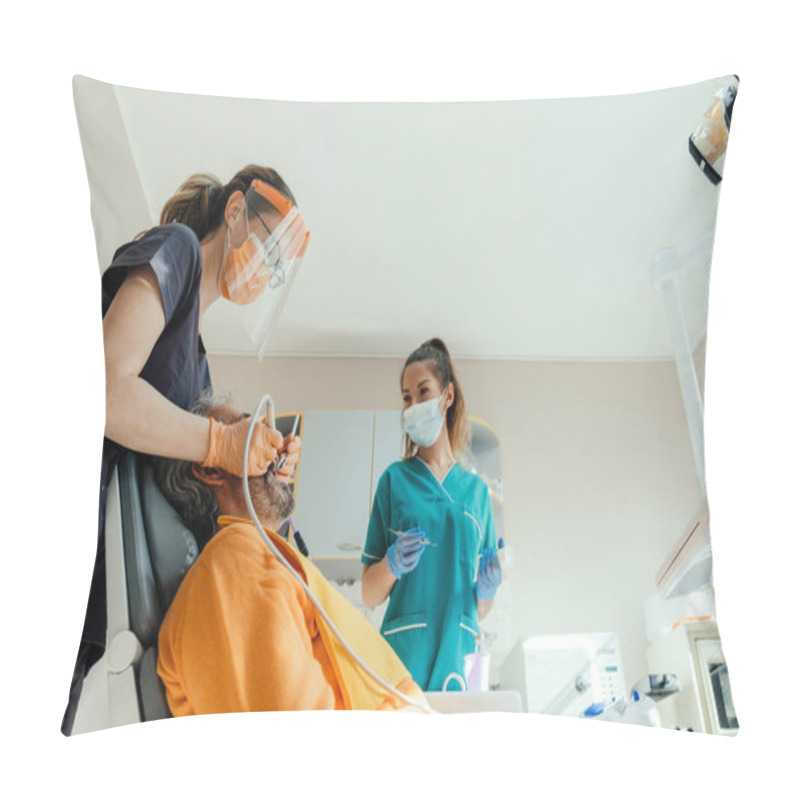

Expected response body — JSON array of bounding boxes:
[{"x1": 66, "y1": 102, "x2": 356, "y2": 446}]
[
  {"x1": 371, "y1": 410, "x2": 405, "y2": 505},
  {"x1": 292, "y1": 410, "x2": 374, "y2": 559}
]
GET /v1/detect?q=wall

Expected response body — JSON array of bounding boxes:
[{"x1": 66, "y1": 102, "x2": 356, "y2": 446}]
[
  {"x1": 208, "y1": 352, "x2": 705, "y2": 686},
  {"x1": 72, "y1": 78, "x2": 152, "y2": 271}
]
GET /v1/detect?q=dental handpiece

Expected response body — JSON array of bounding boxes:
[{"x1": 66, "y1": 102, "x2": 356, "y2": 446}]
[{"x1": 275, "y1": 413, "x2": 301, "y2": 472}]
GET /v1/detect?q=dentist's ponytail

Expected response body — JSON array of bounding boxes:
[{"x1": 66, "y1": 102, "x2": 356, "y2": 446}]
[{"x1": 154, "y1": 165, "x2": 297, "y2": 241}]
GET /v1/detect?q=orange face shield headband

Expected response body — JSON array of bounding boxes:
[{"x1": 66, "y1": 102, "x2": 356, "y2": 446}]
[{"x1": 220, "y1": 180, "x2": 310, "y2": 303}]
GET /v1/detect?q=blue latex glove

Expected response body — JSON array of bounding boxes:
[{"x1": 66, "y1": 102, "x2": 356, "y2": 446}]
[
  {"x1": 476, "y1": 548, "x2": 502, "y2": 600},
  {"x1": 386, "y1": 527, "x2": 427, "y2": 579}
]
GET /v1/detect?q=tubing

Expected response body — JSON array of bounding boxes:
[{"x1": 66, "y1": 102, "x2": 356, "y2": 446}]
[{"x1": 242, "y1": 395, "x2": 433, "y2": 713}]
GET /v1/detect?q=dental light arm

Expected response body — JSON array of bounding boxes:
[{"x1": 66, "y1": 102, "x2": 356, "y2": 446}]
[{"x1": 651, "y1": 235, "x2": 715, "y2": 499}]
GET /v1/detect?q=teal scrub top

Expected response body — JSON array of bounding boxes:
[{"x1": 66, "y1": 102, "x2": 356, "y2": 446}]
[{"x1": 362, "y1": 458, "x2": 497, "y2": 691}]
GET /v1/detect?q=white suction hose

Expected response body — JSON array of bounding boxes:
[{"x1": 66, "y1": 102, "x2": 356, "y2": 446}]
[{"x1": 242, "y1": 395, "x2": 433, "y2": 713}]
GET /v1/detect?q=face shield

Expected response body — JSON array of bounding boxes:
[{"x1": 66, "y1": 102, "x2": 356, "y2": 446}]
[{"x1": 220, "y1": 179, "x2": 310, "y2": 358}]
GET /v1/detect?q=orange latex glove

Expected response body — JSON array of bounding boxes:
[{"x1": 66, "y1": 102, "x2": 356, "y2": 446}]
[
  {"x1": 203, "y1": 416, "x2": 283, "y2": 478},
  {"x1": 276, "y1": 435, "x2": 302, "y2": 482}
]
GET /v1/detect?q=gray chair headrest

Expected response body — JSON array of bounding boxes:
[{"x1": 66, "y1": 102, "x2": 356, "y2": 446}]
[
  {"x1": 138, "y1": 461, "x2": 199, "y2": 615},
  {"x1": 117, "y1": 453, "x2": 200, "y2": 647}
]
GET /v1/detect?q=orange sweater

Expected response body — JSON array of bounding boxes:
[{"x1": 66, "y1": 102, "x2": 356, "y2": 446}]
[{"x1": 158, "y1": 517, "x2": 422, "y2": 715}]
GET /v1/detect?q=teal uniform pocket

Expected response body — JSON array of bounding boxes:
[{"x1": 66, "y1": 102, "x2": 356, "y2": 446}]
[
  {"x1": 382, "y1": 612, "x2": 428, "y2": 638},
  {"x1": 381, "y1": 612, "x2": 429, "y2": 687}
]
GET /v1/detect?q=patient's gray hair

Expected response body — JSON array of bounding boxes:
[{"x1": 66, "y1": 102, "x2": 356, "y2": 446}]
[{"x1": 151, "y1": 392, "x2": 231, "y2": 547}]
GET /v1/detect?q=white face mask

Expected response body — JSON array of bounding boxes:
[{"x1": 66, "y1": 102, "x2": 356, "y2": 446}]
[{"x1": 403, "y1": 390, "x2": 447, "y2": 448}]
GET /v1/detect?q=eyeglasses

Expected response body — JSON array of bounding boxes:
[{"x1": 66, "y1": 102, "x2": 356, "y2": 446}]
[{"x1": 252, "y1": 212, "x2": 286, "y2": 289}]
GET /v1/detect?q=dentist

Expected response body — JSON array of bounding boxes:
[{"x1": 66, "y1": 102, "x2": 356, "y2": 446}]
[
  {"x1": 63, "y1": 166, "x2": 309, "y2": 734},
  {"x1": 361, "y1": 338, "x2": 502, "y2": 691}
]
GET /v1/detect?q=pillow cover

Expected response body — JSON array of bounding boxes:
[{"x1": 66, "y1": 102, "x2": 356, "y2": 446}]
[{"x1": 64, "y1": 74, "x2": 740, "y2": 735}]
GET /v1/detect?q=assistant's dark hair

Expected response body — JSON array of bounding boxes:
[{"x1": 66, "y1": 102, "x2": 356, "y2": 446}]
[
  {"x1": 157, "y1": 164, "x2": 297, "y2": 241},
  {"x1": 401, "y1": 338, "x2": 471, "y2": 461}
]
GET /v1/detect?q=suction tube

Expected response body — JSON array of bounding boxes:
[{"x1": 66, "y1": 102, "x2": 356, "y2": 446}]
[{"x1": 242, "y1": 395, "x2": 433, "y2": 713}]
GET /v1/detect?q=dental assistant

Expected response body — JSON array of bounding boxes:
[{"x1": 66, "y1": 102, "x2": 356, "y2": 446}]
[
  {"x1": 63, "y1": 166, "x2": 309, "y2": 735},
  {"x1": 361, "y1": 338, "x2": 502, "y2": 691}
]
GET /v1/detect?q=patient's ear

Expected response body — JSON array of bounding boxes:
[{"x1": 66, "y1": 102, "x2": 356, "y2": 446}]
[{"x1": 191, "y1": 463, "x2": 226, "y2": 486}]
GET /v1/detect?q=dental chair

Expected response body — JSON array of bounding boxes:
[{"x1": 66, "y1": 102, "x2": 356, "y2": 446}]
[{"x1": 71, "y1": 452, "x2": 199, "y2": 733}]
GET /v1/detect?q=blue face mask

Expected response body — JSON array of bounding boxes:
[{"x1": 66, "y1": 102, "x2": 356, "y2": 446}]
[{"x1": 403, "y1": 390, "x2": 446, "y2": 448}]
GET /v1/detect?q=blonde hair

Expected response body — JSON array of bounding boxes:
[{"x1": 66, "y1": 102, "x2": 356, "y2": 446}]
[
  {"x1": 401, "y1": 338, "x2": 471, "y2": 461},
  {"x1": 153, "y1": 164, "x2": 297, "y2": 241}
]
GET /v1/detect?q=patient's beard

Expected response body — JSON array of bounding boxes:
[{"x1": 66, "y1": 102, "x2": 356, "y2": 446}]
[{"x1": 242, "y1": 470, "x2": 295, "y2": 530}]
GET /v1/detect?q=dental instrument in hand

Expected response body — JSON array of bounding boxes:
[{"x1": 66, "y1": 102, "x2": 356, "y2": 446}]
[
  {"x1": 388, "y1": 528, "x2": 437, "y2": 547},
  {"x1": 275, "y1": 413, "x2": 301, "y2": 472}
]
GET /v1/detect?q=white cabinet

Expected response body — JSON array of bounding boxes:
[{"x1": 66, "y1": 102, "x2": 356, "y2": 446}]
[
  {"x1": 292, "y1": 411, "x2": 374, "y2": 567},
  {"x1": 371, "y1": 410, "x2": 405, "y2": 503},
  {"x1": 295, "y1": 409, "x2": 403, "y2": 581}
]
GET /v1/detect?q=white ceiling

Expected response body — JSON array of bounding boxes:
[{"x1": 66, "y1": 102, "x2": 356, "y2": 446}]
[{"x1": 99, "y1": 77, "x2": 724, "y2": 361}]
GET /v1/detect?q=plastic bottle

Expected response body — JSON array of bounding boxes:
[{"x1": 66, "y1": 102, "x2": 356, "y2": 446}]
[
  {"x1": 464, "y1": 635, "x2": 491, "y2": 691},
  {"x1": 620, "y1": 691, "x2": 661, "y2": 727},
  {"x1": 497, "y1": 538, "x2": 513, "y2": 570}
]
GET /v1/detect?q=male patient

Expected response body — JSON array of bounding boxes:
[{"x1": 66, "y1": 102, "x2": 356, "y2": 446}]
[{"x1": 153, "y1": 396, "x2": 425, "y2": 715}]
